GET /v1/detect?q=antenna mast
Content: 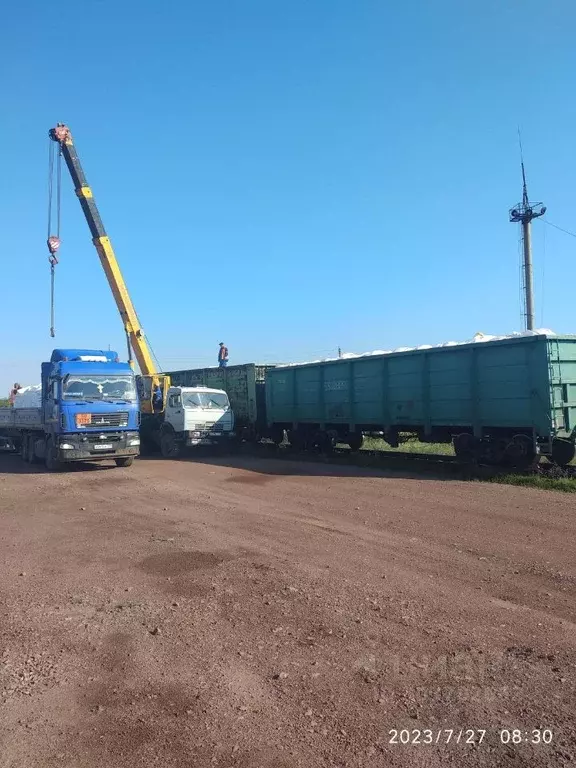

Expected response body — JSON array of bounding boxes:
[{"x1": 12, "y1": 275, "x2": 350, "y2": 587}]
[{"x1": 509, "y1": 132, "x2": 546, "y2": 331}]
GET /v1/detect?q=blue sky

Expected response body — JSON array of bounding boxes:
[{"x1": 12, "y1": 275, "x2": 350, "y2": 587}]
[{"x1": 2, "y1": 0, "x2": 575, "y2": 391}]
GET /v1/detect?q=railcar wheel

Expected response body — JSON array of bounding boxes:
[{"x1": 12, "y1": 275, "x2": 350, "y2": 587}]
[
  {"x1": 288, "y1": 430, "x2": 306, "y2": 452},
  {"x1": 453, "y1": 433, "x2": 478, "y2": 461},
  {"x1": 504, "y1": 434, "x2": 536, "y2": 468},
  {"x1": 320, "y1": 431, "x2": 338, "y2": 455},
  {"x1": 483, "y1": 438, "x2": 507, "y2": 466},
  {"x1": 347, "y1": 432, "x2": 364, "y2": 452},
  {"x1": 270, "y1": 427, "x2": 285, "y2": 446}
]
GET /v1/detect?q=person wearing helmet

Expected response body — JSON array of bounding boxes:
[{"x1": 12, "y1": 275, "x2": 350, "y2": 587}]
[{"x1": 218, "y1": 342, "x2": 229, "y2": 368}]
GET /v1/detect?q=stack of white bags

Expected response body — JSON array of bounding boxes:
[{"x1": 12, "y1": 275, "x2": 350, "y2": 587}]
[{"x1": 11, "y1": 385, "x2": 42, "y2": 408}]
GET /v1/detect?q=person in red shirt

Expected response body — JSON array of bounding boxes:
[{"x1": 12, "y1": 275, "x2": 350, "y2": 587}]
[
  {"x1": 8, "y1": 383, "x2": 21, "y2": 407},
  {"x1": 218, "y1": 343, "x2": 229, "y2": 368}
]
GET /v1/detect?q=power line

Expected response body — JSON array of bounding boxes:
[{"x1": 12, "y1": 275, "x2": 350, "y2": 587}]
[{"x1": 544, "y1": 220, "x2": 576, "y2": 239}]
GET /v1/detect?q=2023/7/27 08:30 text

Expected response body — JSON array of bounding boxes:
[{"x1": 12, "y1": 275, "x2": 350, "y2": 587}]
[{"x1": 388, "y1": 729, "x2": 554, "y2": 746}]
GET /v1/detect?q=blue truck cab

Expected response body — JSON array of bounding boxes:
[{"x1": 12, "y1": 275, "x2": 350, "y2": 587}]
[{"x1": 0, "y1": 348, "x2": 140, "y2": 470}]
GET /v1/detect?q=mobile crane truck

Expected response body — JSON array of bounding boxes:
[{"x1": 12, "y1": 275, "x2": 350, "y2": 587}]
[
  {"x1": 0, "y1": 349, "x2": 140, "y2": 469},
  {"x1": 48, "y1": 124, "x2": 235, "y2": 457}
]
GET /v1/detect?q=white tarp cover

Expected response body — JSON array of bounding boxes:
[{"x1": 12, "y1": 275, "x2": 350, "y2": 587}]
[{"x1": 277, "y1": 329, "x2": 557, "y2": 368}]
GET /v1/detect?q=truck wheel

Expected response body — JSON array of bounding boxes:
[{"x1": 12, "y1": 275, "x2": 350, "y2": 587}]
[
  {"x1": 160, "y1": 431, "x2": 181, "y2": 458},
  {"x1": 115, "y1": 457, "x2": 134, "y2": 468},
  {"x1": 44, "y1": 439, "x2": 62, "y2": 472},
  {"x1": 27, "y1": 436, "x2": 41, "y2": 464}
]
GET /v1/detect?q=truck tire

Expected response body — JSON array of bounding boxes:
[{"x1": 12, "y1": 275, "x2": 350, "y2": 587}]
[
  {"x1": 115, "y1": 456, "x2": 134, "y2": 468},
  {"x1": 27, "y1": 435, "x2": 41, "y2": 465},
  {"x1": 44, "y1": 438, "x2": 62, "y2": 472},
  {"x1": 160, "y1": 431, "x2": 181, "y2": 458}
]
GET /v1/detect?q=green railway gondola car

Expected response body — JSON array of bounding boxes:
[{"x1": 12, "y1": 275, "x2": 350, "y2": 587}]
[{"x1": 264, "y1": 334, "x2": 576, "y2": 466}]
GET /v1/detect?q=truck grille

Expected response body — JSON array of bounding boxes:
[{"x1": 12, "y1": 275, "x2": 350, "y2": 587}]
[
  {"x1": 85, "y1": 412, "x2": 129, "y2": 428},
  {"x1": 195, "y1": 423, "x2": 224, "y2": 432}
]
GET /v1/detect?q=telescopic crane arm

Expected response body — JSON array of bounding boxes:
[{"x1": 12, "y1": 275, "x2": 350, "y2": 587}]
[
  {"x1": 49, "y1": 124, "x2": 155, "y2": 375},
  {"x1": 49, "y1": 123, "x2": 168, "y2": 412}
]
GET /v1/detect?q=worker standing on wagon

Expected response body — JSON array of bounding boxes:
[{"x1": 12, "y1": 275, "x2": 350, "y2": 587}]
[
  {"x1": 8, "y1": 383, "x2": 21, "y2": 407},
  {"x1": 218, "y1": 342, "x2": 229, "y2": 368}
]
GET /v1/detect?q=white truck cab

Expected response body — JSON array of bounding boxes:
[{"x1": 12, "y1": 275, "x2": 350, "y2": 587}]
[{"x1": 159, "y1": 386, "x2": 235, "y2": 456}]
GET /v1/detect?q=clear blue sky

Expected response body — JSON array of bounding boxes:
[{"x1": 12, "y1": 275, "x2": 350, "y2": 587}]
[{"x1": 2, "y1": 0, "x2": 575, "y2": 391}]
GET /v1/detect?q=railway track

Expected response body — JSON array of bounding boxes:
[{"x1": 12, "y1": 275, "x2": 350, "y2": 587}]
[{"x1": 229, "y1": 441, "x2": 576, "y2": 481}]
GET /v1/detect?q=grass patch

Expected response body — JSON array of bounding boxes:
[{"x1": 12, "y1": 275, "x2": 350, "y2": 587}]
[
  {"x1": 490, "y1": 473, "x2": 576, "y2": 493},
  {"x1": 361, "y1": 436, "x2": 454, "y2": 455},
  {"x1": 359, "y1": 436, "x2": 576, "y2": 492}
]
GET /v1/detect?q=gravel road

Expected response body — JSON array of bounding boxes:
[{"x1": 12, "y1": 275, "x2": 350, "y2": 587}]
[{"x1": 0, "y1": 453, "x2": 574, "y2": 767}]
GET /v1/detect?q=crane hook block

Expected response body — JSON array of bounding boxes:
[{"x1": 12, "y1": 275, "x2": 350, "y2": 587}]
[{"x1": 47, "y1": 235, "x2": 61, "y2": 256}]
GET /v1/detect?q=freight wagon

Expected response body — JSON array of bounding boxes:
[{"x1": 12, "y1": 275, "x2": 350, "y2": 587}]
[
  {"x1": 164, "y1": 364, "x2": 275, "y2": 441},
  {"x1": 264, "y1": 333, "x2": 576, "y2": 467}
]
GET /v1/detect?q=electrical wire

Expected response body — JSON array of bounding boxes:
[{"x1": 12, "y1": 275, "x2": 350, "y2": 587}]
[
  {"x1": 545, "y1": 220, "x2": 576, "y2": 239},
  {"x1": 56, "y1": 150, "x2": 62, "y2": 236},
  {"x1": 47, "y1": 139, "x2": 60, "y2": 338},
  {"x1": 47, "y1": 140, "x2": 54, "y2": 240},
  {"x1": 145, "y1": 334, "x2": 164, "y2": 372}
]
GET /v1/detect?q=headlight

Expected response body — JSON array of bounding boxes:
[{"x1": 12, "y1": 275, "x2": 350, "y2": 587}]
[
  {"x1": 128, "y1": 438, "x2": 140, "y2": 446},
  {"x1": 60, "y1": 443, "x2": 74, "y2": 450}
]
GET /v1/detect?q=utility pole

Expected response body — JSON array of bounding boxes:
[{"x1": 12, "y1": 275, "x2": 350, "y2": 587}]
[
  {"x1": 338, "y1": 346, "x2": 342, "y2": 359},
  {"x1": 509, "y1": 136, "x2": 546, "y2": 331}
]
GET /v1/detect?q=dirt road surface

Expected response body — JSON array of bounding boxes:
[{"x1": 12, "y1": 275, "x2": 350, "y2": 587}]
[{"x1": 0, "y1": 453, "x2": 575, "y2": 767}]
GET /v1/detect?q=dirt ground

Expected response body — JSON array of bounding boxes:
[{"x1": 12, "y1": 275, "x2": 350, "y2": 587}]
[{"x1": 0, "y1": 452, "x2": 574, "y2": 768}]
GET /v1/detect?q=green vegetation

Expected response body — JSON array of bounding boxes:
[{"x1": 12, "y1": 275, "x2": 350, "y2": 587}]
[
  {"x1": 361, "y1": 436, "x2": 454, "y2": 455},
  {"x1": 0, "y1": 398, "x2": 9, "y2": 408},
  {"x1": 489, "y1": 473, "x2": 576, "y2": 493},
  {"x1": 359, "y1": 435, "x2": 576, "y2": 493}
]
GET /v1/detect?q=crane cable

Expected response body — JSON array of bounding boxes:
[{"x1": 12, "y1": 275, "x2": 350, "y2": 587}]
[{"x1": 47, "y1": 140, "x2": 62, "y2": 337}]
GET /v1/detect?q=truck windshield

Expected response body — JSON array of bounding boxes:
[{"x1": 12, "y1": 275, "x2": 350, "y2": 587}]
[
  {"x1": 182, "y1": 392, "x2": 229, "y2": 410},
  {"x1": 62, "y1": 375, "x2": 137, "y2": 401}
]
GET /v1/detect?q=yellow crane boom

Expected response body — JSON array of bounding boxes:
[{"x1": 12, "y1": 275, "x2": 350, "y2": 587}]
[{"x1": 49, "y1": 123, "x2": 169, "y2": 413}]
